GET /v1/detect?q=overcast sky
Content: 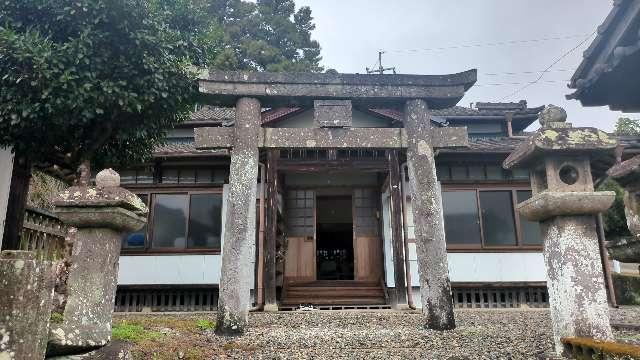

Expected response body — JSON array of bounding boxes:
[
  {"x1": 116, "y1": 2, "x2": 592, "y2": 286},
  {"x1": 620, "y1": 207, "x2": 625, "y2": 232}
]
[{"x1": 295, "y1": 0, "x2": 632, "y2": 131}]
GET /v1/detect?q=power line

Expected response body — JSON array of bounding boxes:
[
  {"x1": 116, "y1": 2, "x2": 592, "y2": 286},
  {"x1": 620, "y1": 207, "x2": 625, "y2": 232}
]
[
  {"x1": 482, "y1": 68, "x2": 576, "y2": 77},
  {"x1": 386, "y1": 33, "x2": 592, "y2": 54},
  {"x1": 497, "y1": 31, "x2": 597, "y2": 101},
  {"x1": 475, "y1": 79, "x2": 570, "y2": 87}
]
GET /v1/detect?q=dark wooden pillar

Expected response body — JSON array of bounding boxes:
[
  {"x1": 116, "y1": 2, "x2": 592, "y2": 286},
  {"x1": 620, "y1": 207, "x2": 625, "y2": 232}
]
[
  {"x1": 216, "y1": 97, "x2": 261, "y2": 335},
  {"x1": 2, "y1": 157, "x2": 31, "y2": 251},
  {"x1": 263, "y1": 149, "x2": 279, "y2": 311},
  {"x1": 404, "y1": 99, "x2": 455, "y2": 330},
  {"x1": 387, "y1": 150, "x2": 408, "y2": 307}
]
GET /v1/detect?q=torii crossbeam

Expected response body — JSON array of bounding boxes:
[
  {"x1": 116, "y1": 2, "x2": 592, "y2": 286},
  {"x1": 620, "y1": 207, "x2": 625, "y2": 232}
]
[{"x1": 195, "y1": 70, "x2": 477, "y2": 334}]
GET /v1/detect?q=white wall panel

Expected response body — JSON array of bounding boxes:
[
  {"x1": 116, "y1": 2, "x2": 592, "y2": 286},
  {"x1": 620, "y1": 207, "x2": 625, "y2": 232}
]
[
  {"x1": 381, "y1": 190, "x2": 395, "y2": 287},
  {"x1": 404, "y1": 252, "x2": 546, "y2": 287},
  {"x1": 118, "y1": 255, "x2": 222, "y2": 285}
]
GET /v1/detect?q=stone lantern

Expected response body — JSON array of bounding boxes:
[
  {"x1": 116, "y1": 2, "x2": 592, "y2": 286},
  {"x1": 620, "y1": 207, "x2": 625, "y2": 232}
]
[
  {"x1": 503, "y1": 105, "x2": 617, "y2": 356},
  {"x1": 48, "y1": 169, "x2": 147, "y2": 355}
]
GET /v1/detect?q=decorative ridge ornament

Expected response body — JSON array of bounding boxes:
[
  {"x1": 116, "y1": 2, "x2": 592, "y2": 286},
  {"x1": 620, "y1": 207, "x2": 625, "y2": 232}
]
[{"x1": 539, "y1": 104, "x2": 571, "y2": 129}]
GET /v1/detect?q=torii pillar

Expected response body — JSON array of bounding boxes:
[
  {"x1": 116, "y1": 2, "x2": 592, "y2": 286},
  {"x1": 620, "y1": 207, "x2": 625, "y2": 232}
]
[
  {"x1": 216, "y1": 97, "x2": 261, "y2": 335},
  {"x1": 405, "y1": 99, "x2": 457, "y2": 329},
  {"x1": 195, "y1": 70, "x2": 477, "y2": 333}
]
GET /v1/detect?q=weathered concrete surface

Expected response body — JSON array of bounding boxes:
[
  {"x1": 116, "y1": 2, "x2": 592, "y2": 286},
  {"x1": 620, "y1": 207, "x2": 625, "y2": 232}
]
[
  {"x1": 198, "y1": 70, "x2": 478, "y2": 109},
  {"x1": 540, "y1": 215, "x2": 613, "y2": 355},
  {"x1": 0, "y1": 251, "x2": 55, "y2": 360},
  {"x1": 314, "y1": 100, "x2": 352, "y2": 128},
  {"x1": 49, "y1": 170, "x2": 147, "y2": 355},
  {"x1": 404, "y1": 99, "x2": 455, "y2": 330},
  {"x1": 216, "y1": 97, "x2": 261, "y2": 336},
  {"x1": 517, "y1": 191, "x2": 615, "y2": 221}
]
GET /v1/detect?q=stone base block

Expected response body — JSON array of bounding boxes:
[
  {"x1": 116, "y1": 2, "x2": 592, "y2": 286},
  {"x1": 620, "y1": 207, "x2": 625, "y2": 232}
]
[
  {"x1": 0, "y1": 251, "x2": 55, "y2": 360},
  {"x1": 263, "y1": 303, "x2": 279, "y2": 312}
]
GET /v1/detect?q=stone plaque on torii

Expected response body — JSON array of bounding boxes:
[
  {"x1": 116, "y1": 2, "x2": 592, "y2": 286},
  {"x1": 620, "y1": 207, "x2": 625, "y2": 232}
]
[{"x1": 194, "y1": 70, "x2": 477, "y2": 334}]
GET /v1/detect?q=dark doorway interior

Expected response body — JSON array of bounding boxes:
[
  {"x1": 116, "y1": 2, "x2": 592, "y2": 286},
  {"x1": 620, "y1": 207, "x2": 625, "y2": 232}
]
[{"x1": 316, "y1": 196, "x2": 354, "y2": 280}]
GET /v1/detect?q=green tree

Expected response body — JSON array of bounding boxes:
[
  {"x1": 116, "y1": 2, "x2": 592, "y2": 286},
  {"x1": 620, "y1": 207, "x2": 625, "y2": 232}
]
[
  {"x1": 0, "y1": 0, "x2": 201, "y2": 248},
  {"x1": 614, "y1": 117, "x2": 640, "y2": 136},
  {"x1": 598, "y1": 179, "x2": 631, "y2": 239},
  {"x1": 206, "y1": 0, "x2": 323, "y2": 72}
]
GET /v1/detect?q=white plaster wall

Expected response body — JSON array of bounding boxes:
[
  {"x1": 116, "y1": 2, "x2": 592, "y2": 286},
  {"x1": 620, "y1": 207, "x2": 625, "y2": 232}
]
[
  {"x1": 118, "y1": 184, "x2": 259, "y2": 288},
  {"x1": 407, "y1": 251, "x2": 546, "y2": 286},
  {"x1": 118, "y1": 255, "x2": 223, "y2": 285},
  {"x1": 381, "y1": 190, "x2": 395, "y2": 287},
  {"x1": 0, "y1": 148, "x2": 13, "y2": 248}
]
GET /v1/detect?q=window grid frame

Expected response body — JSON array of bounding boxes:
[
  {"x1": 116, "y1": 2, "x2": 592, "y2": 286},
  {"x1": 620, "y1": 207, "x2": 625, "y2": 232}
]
[
  {"x1": 441, "y1": 183, "x2": 542, "y2": 251},
  {"x1": 121, "y1": 187, "x2": 224, "y2": 255}
]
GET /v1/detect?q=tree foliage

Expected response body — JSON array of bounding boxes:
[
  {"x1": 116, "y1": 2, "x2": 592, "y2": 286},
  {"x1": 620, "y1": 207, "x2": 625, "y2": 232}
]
[
  {"x1": 206, "y1": 0, "x2": 323, "y2": 72},
  {"x1": 598, "y1": 179, "x2": 631, "y2": 239},
  {"x1": 0, "y1": 0, "x2": 200, "y2": 169},
  {"x1": 0, "y1": 0, "x2": 322, "y2": 171},
  {"x1": 614, "y1": 117, "x2": 640, "y2": 136}
]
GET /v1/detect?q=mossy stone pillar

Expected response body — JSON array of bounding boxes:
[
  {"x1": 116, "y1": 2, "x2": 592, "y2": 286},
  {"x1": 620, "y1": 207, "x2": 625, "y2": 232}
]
[
  {"x1": 48, "y1": 169, "x2": 147, "y2": 355},
  {"x1": 216, "y1": 97, "x2": 261, "y2": 335},
  {"x1": 404, "y1": 99, "x2": 456, "y2": 330},
  {"x1": 0, "y1": 251, "x2": 55, "y2": 360},
  {"x1": 504, "y1": 105, "x2": 616, "y2": 356}
]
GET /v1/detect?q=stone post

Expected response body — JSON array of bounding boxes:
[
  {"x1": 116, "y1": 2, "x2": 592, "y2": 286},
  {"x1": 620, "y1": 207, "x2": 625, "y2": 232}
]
[
  {"x1": 263, "y1": 149, "x2": 279, "y2": 312},
  {"x1": 504, "y1": 105, "x2": 616, "y2": 356},
  {"x1": 607, "y1": 155, "x2": 640, "y2": 263},
  {"x1": 0, "y1": 251, "x2": 56, "y2": 360},
  {"x1": 404, "y1": 99, "x2": 455, "y2": 330},
  {"x1": 48, "y1": 169, "x2": 147, "y2": 355},
  {"x1": 216, "y1": 97, "x2": 261, "y2": 335}
]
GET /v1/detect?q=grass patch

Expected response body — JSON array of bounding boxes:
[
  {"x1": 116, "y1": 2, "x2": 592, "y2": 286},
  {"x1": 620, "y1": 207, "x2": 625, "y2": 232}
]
[
  {"x1": 112, "y1": 322, "x2": 163, "y2": 343},
  {"x1": 196, "y1": 318, "x2": 215, "y2": 331}
]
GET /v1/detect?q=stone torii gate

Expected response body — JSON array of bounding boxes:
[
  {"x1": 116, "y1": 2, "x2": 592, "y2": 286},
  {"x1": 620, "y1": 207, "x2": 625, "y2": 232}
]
[{"x1": 194, "y1": 70, "x2": 477, "y2": 334}]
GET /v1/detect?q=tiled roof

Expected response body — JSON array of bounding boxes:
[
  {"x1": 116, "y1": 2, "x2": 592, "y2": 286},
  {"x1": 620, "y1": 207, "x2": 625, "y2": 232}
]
[
  {"x1": 369, "y1": 103, "x2": 542, "y2": 121},
  {"x1": 153, "y1": 141, "x2": 229, "y2": 158},
  {"x1": 440, "y1": 136, "x2": 527, "y2": 153},
  {"x1": 567, "y1": 0, "x2": 640, "y2": 110},
  {"x1": 187, "y1": 106, "x2": 235, "y2": 124}
]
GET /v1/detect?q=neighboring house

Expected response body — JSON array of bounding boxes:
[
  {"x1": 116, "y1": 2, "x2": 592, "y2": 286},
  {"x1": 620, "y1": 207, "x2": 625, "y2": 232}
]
[{"x1": 113, "y1": 101, "x2": 632, "y2": 312}]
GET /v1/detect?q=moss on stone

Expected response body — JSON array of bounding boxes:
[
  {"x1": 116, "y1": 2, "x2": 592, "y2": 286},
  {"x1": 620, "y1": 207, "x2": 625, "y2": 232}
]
[
  {"x1": 50, "y1": 312, "x2": 64, "y2": 324},
  {"x1": 562, "y1": 336, "x2": 640, "y2": 359}
]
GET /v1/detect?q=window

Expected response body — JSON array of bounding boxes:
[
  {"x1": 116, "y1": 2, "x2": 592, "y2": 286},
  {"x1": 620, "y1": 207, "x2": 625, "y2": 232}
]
[
  {"x1": 160, "y1": 167, "x2": 228, "y2": 184},
  {"x1": 442, "y1": 188, "x2": 542, "y2": 249},
  {"x1": 122, "y1": 192, "x2": 223, "y2": 252},
  {"x1": 479, "y1": 191, "x2": 517, "y2": 246},
  {"x1": 442, "y1": 191, "x2": 481, "y2": 245},
  {"x1": 122, "y1": 194, "x2": 149, "y2": 249},
  {"x1": 517, "y1": 190, "x2": 543, "y2": 245},
  {"x1": 435, "y1": 163, "x2": 527, "y2": 182},
  {"x1": 119, "y1": 169, "x2": 153, "y2": 185}
]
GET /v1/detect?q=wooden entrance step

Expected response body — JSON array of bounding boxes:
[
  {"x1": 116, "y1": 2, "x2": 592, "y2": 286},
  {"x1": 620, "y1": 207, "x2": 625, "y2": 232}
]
[{"x1": 281, "y1": 280, "x2": 387, "y2": 307}]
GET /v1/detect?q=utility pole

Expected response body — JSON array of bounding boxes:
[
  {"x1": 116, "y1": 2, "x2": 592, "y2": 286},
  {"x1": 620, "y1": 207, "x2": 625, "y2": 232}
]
[{"x1": 366, "y1": 51, "x2": 396, "y2": 75}]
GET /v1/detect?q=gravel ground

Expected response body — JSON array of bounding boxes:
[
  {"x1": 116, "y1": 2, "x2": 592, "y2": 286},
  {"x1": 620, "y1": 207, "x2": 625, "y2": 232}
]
[{"x1": 108, "y1": 306, "x2": 640, "y2": 360}]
